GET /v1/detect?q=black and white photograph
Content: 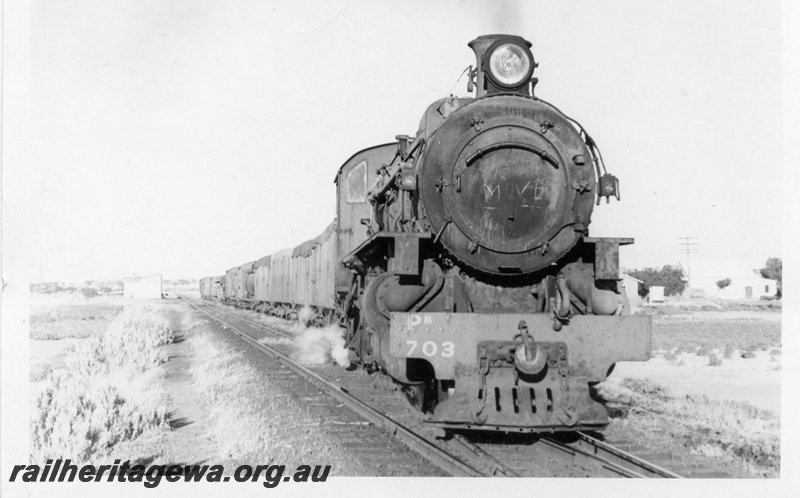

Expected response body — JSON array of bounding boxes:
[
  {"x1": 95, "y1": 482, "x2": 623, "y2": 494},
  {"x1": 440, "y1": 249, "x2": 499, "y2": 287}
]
[{"x1": 2, "y1": 0, "x2": 797, "y2": 496}]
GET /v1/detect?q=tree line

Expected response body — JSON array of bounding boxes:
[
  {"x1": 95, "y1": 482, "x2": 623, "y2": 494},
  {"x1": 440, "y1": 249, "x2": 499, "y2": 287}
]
[{"x1": 627, "y1": 257, "x2": 781, "y2": 298}]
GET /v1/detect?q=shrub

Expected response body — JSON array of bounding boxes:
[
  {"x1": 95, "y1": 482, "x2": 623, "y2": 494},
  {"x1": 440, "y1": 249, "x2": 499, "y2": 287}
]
[
  {"x1": 31, "y1": 374, "x2": 167, "y2": 463},
  {"x1": 708, "y1": 353, "x2": 722, "y2": 366},
  {"x1": 31, "y1": 282, "x2": 64, "y2": 294},
  {"x1": 31, "y1": 304, "x2": 174, "y2": 463},
  {"x1": 723, "y1": 344, "x2": 735, "y2": 359},
  {"x1": 79, "y1": 287, "x2": 99, "y2": 298},
  {"x1": 102, "y1": 306, "x2": 174, "y2": 374}
]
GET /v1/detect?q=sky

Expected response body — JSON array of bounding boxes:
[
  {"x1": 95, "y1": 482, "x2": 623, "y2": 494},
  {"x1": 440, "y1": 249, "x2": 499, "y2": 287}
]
[{"x1": 8, "y1": 0, "x2": 786, "y2": 282}]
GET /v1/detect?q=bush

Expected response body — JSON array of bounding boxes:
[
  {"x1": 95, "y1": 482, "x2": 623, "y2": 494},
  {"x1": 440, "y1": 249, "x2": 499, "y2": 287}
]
[
  {"x1": 708, "y1": 353, "x2": 722, "y2": 366},
  {"x1": 723, "y1": 344, "x2": 735, "y2": 359},
  {"x1": 31, "y1": 305, "x2": 174, "y2": 463},
  {"x1": 80, "y1": 287, "x2": 99, "y2": 298},
  {"x1": 31, "y1": 282, "x2": 64, "y2": 294},
  {"x1": 31, "y1": 374, "x2": 167, "y2": 462},
  {"x1": 102, "y1": 306, "x2": 174, "y2": 374}
]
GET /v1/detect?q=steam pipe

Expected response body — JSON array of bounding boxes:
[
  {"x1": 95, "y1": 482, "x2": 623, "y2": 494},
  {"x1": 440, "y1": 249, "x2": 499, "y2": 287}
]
[
  {"x1": 560, "y1": 265, "x2": 621, "y2": 316},
  {"x1": 555, "y1": 274, "x2": 571, "y2": 318},
  {"x1": 380, "y1": 264, "x2": 438, "y2": 312}
]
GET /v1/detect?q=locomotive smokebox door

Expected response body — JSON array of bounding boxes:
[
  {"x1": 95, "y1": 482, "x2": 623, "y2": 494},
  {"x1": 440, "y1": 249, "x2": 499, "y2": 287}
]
[{"x1": 418, "y1": 95, "x2": 598, "y2": 275}]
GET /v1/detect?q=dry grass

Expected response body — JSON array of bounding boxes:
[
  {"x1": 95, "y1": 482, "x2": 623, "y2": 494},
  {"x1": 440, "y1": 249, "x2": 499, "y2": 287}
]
[
  {"x1": 186, "y1": 312, "x2": 345, "y2": 470},
  {"x1": 30, "y1": 304, "x2": 122, "y2": 340},
  {"x1": 599, "y1": 378, "x2": 780, "y2": 477},
  {"x1": 637, "y1": 300, "x2": 781, "y2": 315},
  {"x1": 31, "y1": 361, "x2": 58, "y2": 382},
  {"x1": 652, "y1": 318, "x2": 781, "y2": 354},
  {"x1": 30, "y1": 305, "x2": 175, "y2": 463},
  {"x1": 189, "y1": 324, "x2": 292, "y2": 464}
]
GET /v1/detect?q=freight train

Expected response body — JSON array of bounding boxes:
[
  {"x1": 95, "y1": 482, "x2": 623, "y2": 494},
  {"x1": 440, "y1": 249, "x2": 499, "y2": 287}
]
[{"x1": 200, "y1": 34, "x2": 651, "y2": 433}]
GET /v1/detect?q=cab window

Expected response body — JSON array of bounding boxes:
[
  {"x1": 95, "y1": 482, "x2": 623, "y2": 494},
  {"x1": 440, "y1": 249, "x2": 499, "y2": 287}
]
[{"x1": 345, "y1": 161, "x2": 367, "y2": 203}]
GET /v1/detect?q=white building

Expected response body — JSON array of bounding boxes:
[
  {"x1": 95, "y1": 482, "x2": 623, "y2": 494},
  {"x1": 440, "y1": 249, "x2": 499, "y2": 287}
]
[
  {"x1": 122, "y1": 274, "x2": 163, "y2": 299},
  {"x1": 649, "y1": 286, "x2": 665, "y2": 303},
  {"x1": 685, "y1": 262, "x2": 777, "y2": 301},
  {"x1": 620, "y1": 274, "x2": 643, "y2": 303}
]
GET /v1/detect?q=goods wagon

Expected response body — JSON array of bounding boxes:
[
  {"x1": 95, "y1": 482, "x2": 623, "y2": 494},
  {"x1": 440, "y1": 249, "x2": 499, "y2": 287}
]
[
  {"x1": 199, "y1": 277, "x2": 211, "y2": 298},
  {"x1": 224, "y1": 266, "x2": 238, "y2": 301},
  {"x1": 236, "y1": 261, "x2": 256, "y2": 305}
]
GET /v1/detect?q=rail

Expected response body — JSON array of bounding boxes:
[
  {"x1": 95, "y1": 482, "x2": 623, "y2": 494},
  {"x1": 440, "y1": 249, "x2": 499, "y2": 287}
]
[
  {"x1": 183, "y1": 296, "x2": 683, "y2": 478},
  {"x1": 183, "y1": 296, "x2": 485, "y2": 477}
]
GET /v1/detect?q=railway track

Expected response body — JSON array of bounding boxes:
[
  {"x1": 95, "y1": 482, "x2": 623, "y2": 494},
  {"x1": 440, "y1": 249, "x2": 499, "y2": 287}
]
[
  {"x1": 446, "y1": 430, "x2": 682, "y2": 478},
  {"x1": 183, "y1": 296, "x2": 482, "y2": 477},
  {"x1": 181, "y1": 296, "x2": 684, "y2": 478}
]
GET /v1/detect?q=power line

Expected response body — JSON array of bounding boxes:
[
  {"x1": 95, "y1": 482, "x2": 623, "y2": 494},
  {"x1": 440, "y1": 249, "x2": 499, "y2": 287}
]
[{"x1": 677, "y1": 237, "x2": 699, "y2": 289}]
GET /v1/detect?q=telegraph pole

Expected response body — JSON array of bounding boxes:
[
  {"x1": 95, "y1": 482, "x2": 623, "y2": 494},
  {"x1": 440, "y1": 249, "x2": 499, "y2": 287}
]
[{"x1": 677, "y1": 237, "x2": 699, "y2": 292}]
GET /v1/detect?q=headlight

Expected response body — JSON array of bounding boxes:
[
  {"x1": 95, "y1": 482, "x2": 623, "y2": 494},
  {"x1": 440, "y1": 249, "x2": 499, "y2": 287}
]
[{"x1": 487, "y1": 42, "x2": 532, "y2": 88}]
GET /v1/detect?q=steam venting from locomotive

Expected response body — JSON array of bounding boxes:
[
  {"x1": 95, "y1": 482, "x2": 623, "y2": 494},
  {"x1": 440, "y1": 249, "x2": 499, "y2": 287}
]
[{"x1": 293, "y1": 325, "x2": 350, "y2": 368}]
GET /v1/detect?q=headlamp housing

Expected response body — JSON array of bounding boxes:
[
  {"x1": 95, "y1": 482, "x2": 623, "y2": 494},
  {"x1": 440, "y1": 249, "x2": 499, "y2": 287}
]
[
  {"x1": 488, "y1": 43, "x2": 532, "y2": 87},
  {"x1": 479, "y1": 37, "x2": 536, "y2": 93}
]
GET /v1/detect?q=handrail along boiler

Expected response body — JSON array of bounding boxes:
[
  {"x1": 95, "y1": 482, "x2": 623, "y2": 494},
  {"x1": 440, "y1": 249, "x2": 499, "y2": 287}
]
[{"x1": 202, "y1": 34, "x2": 651, "y2": 433}]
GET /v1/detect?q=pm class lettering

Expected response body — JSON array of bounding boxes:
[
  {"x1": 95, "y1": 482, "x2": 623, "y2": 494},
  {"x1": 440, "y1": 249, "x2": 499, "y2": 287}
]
[{"x1": 9, "y1": 459, "x2": 332, "y2": 488}]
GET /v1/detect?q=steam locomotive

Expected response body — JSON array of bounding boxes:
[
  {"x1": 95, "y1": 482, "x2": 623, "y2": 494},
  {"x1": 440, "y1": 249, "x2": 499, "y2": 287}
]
[{"x1": 200, "y1": 34, "x2": 651, "y2": 433}]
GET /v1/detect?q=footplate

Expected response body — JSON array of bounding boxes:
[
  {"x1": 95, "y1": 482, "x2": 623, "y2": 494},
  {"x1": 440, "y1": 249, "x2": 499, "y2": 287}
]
[{"x1": 388, "y1": 312, "x2": 651, "y2": 431}]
